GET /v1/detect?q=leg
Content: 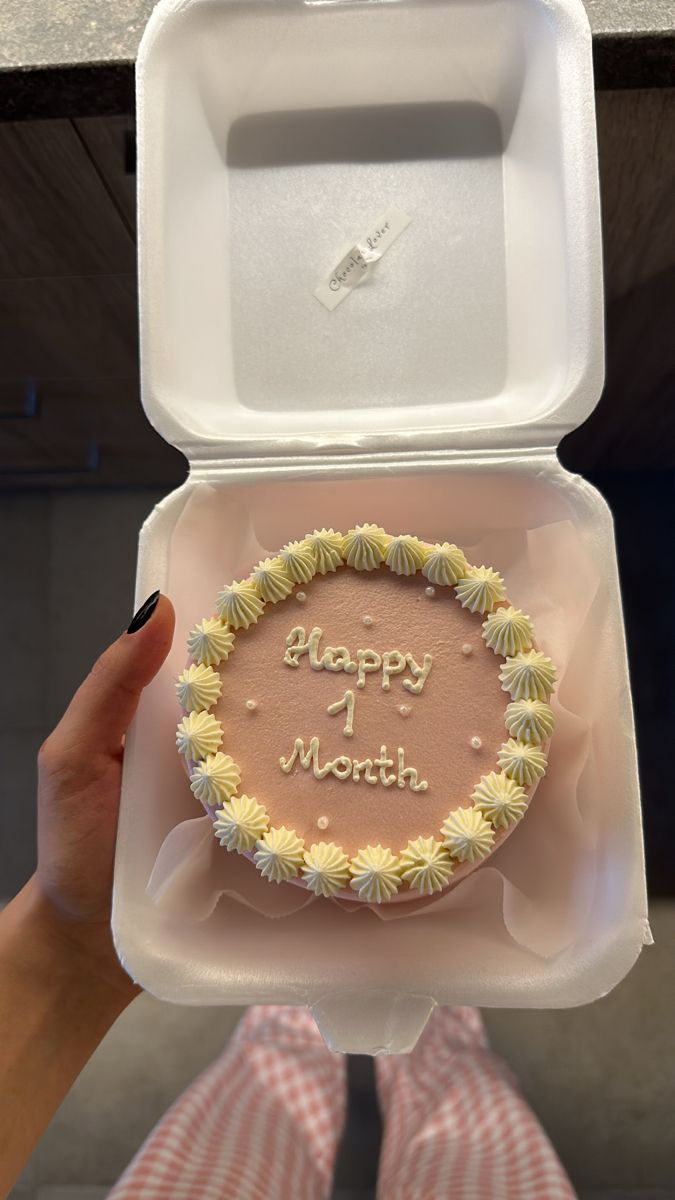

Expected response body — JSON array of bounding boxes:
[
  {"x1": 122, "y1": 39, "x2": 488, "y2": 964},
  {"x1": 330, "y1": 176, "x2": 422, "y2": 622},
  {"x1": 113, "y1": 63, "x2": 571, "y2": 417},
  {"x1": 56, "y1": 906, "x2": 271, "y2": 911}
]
[
  {"x1": 376, "y1": 1007, "x2": 576, "y2": 1199},
  {"x1": 108, "y1": 1006, "x2": 346, "y2": 1200}
]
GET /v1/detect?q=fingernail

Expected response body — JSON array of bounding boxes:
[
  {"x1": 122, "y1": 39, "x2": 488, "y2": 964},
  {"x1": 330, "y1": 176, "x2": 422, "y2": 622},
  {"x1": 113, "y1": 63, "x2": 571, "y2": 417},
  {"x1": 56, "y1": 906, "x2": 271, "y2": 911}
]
[{"x1": 127, "y1": 590, "x2": 160, "y2": 633}]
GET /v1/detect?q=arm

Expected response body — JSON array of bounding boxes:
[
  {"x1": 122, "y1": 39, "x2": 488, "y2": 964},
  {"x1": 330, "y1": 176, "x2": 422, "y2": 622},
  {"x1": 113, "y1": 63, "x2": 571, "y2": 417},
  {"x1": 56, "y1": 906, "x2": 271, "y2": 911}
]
[
  {"x1": 0, "y1": 592, "x2": 174, "y2": 1196},
  {"x1": 0, "y1": 878, "x2": 136, "y2": 1193}
]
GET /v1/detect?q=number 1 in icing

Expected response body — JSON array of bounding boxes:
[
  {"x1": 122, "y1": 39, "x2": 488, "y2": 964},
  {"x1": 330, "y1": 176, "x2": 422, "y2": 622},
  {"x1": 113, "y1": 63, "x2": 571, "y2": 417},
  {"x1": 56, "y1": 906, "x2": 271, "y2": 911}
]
[{"x1": 327, "y1": 689, "x2": 356, "y2": 738}]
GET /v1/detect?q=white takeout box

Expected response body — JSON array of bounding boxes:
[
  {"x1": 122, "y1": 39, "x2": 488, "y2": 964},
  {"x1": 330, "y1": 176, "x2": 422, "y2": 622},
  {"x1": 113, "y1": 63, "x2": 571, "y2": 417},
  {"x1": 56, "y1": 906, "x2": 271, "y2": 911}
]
[{"x1": 113, "y1": 0, "x2": 649, "y2": 1054}]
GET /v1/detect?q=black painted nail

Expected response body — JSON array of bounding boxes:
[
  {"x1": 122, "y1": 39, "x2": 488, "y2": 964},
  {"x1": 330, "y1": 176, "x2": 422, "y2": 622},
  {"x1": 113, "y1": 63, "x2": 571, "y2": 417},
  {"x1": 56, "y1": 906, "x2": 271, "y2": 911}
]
[{"x1": 127, "y1": 590, "x2": 160, "y2": 634}]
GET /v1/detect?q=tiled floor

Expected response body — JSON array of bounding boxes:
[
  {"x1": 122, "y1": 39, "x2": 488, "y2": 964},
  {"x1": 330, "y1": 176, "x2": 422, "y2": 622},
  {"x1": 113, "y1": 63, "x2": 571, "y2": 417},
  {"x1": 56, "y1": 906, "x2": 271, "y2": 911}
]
[
  {"x1": 28, "y1": 1191, "x2": 108, "y2": 1200},
  {"x1": 483, "y1": 901, "x2": 675, "y2": 1193},
  {"x1": 15, "y1": 1184, "x2": 675, "y2": 1199},
  {"x1": 19, "y1": 1188, "x2": 675, "y2": 1199},
  {"x1": 8, "y1": 903, "x2": 674, "y2": 1199}
]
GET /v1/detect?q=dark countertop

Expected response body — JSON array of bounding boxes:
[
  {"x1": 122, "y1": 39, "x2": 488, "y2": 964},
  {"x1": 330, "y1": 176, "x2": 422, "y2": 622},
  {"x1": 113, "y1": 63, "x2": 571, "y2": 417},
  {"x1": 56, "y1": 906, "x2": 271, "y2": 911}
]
[{"x1": 0, "y1": 0, "x2": 674, "y2": 120}]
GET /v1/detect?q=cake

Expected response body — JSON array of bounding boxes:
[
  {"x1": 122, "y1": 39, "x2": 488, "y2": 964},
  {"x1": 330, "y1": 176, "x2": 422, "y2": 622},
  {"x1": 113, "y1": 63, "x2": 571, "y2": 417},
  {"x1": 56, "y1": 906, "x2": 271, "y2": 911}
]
[{"x1": 175, "y1": 525, "x2": 556, "y2": 904}]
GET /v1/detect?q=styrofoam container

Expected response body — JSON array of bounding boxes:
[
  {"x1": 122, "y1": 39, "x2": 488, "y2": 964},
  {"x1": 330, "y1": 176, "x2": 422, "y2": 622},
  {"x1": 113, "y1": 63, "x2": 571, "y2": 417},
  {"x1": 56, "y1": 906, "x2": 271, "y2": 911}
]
[{"x1": 113, "y1": 0, "x2": 649, "y2": 1054}]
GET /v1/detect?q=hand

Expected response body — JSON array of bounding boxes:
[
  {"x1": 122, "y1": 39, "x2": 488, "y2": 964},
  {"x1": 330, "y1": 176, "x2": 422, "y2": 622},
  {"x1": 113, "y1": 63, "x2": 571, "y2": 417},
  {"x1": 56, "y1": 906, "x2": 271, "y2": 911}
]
[
  {"x1": 34, "y1": 591, "x2": 175, "y2": 997},
  {"x1": 0, "y1": 592, "x2": 175, "y2": 1192}
]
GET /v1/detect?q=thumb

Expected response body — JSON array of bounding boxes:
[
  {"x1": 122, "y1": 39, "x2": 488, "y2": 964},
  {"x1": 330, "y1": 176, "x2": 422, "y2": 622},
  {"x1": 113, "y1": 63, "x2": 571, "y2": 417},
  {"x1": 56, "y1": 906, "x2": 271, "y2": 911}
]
[{"x1": 50, "y1": 592, "x2": 175, "y2": 761}]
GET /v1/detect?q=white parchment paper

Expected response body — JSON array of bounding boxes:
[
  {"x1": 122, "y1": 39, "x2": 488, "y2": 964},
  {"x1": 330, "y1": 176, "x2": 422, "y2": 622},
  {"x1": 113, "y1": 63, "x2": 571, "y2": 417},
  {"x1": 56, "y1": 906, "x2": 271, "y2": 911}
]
[{"x1": 147, "y1": 495, "x2": 602, "y2": 962}]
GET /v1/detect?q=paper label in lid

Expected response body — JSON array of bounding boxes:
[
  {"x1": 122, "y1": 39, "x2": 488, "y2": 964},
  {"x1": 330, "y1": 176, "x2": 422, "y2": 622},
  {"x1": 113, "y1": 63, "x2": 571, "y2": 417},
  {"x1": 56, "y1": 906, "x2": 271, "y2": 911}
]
[{"x1": 314, "y1": 207, "x2": 411, "y2": 311}]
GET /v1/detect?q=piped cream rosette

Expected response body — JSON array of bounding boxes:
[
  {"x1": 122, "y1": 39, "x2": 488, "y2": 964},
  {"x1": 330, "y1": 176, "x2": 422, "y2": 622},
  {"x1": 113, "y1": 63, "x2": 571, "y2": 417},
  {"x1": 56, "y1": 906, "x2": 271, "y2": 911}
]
[{"x1": 175, "y1": 526, "x2": 557, "y2": 903}]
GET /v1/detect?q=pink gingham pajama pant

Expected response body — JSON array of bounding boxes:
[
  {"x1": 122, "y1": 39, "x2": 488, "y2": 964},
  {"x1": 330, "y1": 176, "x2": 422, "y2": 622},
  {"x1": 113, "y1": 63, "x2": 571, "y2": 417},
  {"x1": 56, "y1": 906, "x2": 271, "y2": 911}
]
[{"x1": 107, "y1": 1005, "x2": 576, "y2": 1199}]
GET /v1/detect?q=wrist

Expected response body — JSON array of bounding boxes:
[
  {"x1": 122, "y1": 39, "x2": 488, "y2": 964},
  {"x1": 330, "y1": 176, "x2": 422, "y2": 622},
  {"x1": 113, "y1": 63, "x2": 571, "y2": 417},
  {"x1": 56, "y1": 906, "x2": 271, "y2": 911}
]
[{"x1": 4, "y1": 877, "x2": 140, "y2": 1016}]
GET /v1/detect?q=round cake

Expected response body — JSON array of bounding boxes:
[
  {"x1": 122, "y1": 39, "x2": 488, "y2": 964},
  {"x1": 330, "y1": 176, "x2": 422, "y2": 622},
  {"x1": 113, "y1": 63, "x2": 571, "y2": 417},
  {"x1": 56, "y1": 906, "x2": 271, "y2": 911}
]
[{"x1": 175, "y1": 525, "x2": 556, "y2": 904}]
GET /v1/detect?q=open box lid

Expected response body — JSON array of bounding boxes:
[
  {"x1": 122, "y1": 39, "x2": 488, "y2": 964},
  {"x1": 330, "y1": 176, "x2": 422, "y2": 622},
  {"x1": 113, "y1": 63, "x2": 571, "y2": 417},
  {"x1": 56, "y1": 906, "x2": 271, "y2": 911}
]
[{"x1": 136, "y1": 0, "x2": 604, "y2": 463}]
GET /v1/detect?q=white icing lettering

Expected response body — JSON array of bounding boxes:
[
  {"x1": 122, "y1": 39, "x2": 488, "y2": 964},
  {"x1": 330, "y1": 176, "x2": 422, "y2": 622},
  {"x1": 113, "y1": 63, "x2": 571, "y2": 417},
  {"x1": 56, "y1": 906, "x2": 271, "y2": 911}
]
[
  {"x1": 356, "y1": 648, "x2": 382, "y2": 689},
  {"x1": 331, "y1": 755, "x2": 353, "y2": 780},
  {"x1": 283, "y1": 626, "x2": 432, "y2": 694},
  {"x1": 381, "y1": 650, "x2": 407, "y2": 691},
  {"x1": 283, "y1": 626, "x2": 310, "y2": 667},
  {"x1": 403, "y1": 653, "x2": 433, "y2": 694},
  {"x1": 279, "y1": 736, "x2": 332, "y2": 779},
  {"x1": 308, "y1": 626, "x2": 324, "y2": 670},
  {"x1": 327, "y1": 689, "x2": 355, "y2": 738},
  {"x1": 279, "y1": 737, "x2": 427, "y2": 792},
  {"x1": 397, "y1": 746, "x2": 428, "y2": 792},
  {"x1": 352, "y1": 757, "x2": 378, "y2": 785},
  {"x1": 323, "y1": 645, "x2": 357, "y2": 673},
  {"x1": 374, "y1": 745, "x2": 397, "y2": 787}
]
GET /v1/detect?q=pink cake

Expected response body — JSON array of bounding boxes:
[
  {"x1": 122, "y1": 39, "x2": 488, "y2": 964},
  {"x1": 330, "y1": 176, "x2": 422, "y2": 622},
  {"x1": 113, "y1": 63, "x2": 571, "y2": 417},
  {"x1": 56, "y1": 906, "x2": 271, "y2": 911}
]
[{"x1": 175, "y1": 526, "x2": 556, "y2": 904}]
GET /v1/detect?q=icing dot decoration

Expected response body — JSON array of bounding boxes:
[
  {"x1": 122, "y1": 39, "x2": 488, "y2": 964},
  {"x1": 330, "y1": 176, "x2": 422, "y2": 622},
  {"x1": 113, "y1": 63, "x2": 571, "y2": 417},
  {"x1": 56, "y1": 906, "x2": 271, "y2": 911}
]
[
  {"x1": 176, "y1": 711, "x2": 223, "y2": 760},
  {"x1": 349, "y1": 845, "x2": 402, "y2": 902},
  {"x1": 482, "y1": 606, "x2": 534, "y2": 657},
  {"x1": 250, "y1": 557, "x2": 294, "y2": 604},
  {"x1": 455, "y1": 566, "x2": 506, "y2": 615},
  {"x1": 343, "y1": 524, "x2": 389, "y2": 571},
  {"x1": 400, "y1": 837, "x2": 453, "y2": 895},
  {"x1": 499, "y1": 650, "x2": 557, "y2": 701},
  {"x1": 504, "y1": 698, "x2": 554, "y2": 745},
  {"x1": 305, "y1": 529, "x2": 344, "y2": 575},
  {"x1": 214, "y1": 793, "x2": 268, "y2": 852},
  {"x1": 302, "y1": 841, "x2": 350, "y2": 897},
  {"x1": 279, "y1": 540, "x2": 316, "y2": 585},
  {"x1": 254, "y1": 826, "x2": 305, "y2": 883},
  {"x1": 497, "y1": 739, "x2": 548, "y2": 786},
  {"x1": 386, "y1": 534, "x2": 428, "y2": 577},
  {"x1": 216, "y1": 580, "x2": 264, "y2": 631},
  {"x1": 442, "y1": 807, "x2": 495, "y2": 863},
  {"x1": 190, "y1": 752, "x2": 241, "y2": 807},
  {"x1": 175, "y1": 663, "x2": 222, "y2": 713},
  {"x1": 472, "y1": 771, "x2": 528, "y2": 829},
  {"x1": 179, "y1": 525, "x2": 556, "y2": 903},
  {"x1": 422, "y1": 542, "x2": 468, "y2": 587},
  {"x1": 186, "y1": 618, "x2": 234, "y2": 667}
]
